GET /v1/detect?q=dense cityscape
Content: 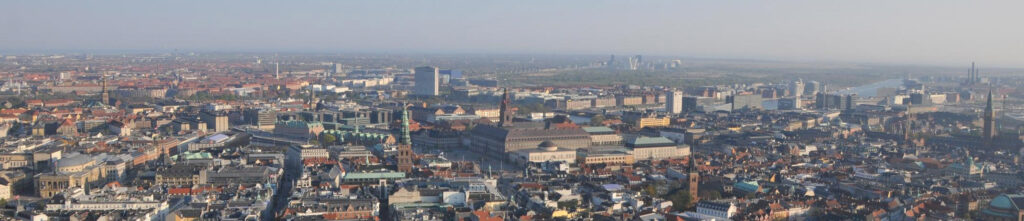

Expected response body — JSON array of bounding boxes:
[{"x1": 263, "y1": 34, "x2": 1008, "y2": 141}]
[
  {"x1": 0, "y1": 53, "x2": 1020, "y2": 221},
  {"x1": 4, "y1": 1, "x2": 1024, "y2": 221}
]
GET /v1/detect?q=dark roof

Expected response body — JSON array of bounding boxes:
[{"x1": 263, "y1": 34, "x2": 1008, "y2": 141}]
[
  {"x1": 697, "y1": 201, "x2": 732, "y2": 211},
  {"x1": 177, "y1": 208, "x2": 203, "y2": 218},
  {"x1": 471, "y1": 122, "x2": 588, "y2": 141}
]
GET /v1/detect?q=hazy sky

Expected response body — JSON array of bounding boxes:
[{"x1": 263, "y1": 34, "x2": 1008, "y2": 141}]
[{"x1": 2, "y1": 1, "x2": 1023, "y2": 67}]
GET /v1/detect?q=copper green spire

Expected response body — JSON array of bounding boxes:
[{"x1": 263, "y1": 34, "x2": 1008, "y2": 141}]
[{"x1": 400, "y1": 106, "x2": 411, "y2": 145}]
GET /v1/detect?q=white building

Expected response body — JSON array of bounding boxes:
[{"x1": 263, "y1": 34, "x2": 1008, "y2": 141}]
[
  {"x1": 510, "y1": 141, "x2": 577, "y2": 166},
  {"x1": 682, "y1": 201, "x2": 738, "y2": 220},
  {"x1": 0, "y1": 180, "x2": 9, "y2": 201},
  {"x1": 666, "y1": 91, "x2": 683, "y2": 114},
  {"x1": 414, "y1": 66, "x2": 439, "y2": 96},
  {"x1": 626, "y1": 136, "x2": 691, "y2": 160}
]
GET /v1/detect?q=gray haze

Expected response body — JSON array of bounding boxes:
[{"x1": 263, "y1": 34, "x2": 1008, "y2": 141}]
[{"x1": 2, "y1": 1, "x2": 1023, "y2": 67}]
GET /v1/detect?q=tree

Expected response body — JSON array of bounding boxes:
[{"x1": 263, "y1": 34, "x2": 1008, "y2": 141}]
[
  {"x1": 589, "y1": 115, "x2": 606, "y2": 126},
  {"x1": 666, "y1": 189, "x2": 693, "y2": 211},
  {"x1": 322, "y1": 134, "x2": 337, "y2": 147},
  {"x1": 308, "y1": 137, "x2": 319, "y2": 146},
  {"x1": 644, "y1": 184, "x2": 659, "y2": 196},
  {"x1": 557, "y1": 199, "x2": 579, "y2": 211}
]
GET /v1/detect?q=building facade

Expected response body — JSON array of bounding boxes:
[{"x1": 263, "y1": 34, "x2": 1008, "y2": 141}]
[{"x1": 414, "y1": 66, "x2": 439, "y2": 96}]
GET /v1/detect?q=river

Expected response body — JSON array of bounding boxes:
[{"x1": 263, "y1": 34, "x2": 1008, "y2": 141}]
[{"x1": 836, "y1": 78, "x2": 903, "y2": 97}]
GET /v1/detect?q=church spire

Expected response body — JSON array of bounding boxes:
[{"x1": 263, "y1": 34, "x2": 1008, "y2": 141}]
[
  {"x1": 100, "y1": 75, "x2": 110, "y2": 105},
  {"x1": 904, "y1": 103, "x2": 913, "y2": 144},
  {"x1": 983, "y1": 89, "x2": 996, "y2": 141},
  {"x1": 400, "y1": 105, "x2": 411, "y2": 145},
  {"x1": 307, "y1": 84, "x2": 317, "y2": 111},
  {"x1": 498, "y1": 88, "x2": 514, "y2": 127},
  {"x1": 397, "y1": 105, "x2": 414, "y2": 173},
  {"x1": 688, "y1": 155, "x2": 700, "y2": 201}
]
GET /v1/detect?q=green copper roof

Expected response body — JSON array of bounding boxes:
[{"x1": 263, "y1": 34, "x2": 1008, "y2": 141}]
[
  {"x1": 344, "y1": 172, "x2": 406, "y2": 180},
  {"x1": 991, "y1": 195, "x2": 1013, "y2": 209},
  {"x1": 280, "y1": 120, "x2": 323, "y2": 128},
  {"x1": 391, "y1": 202, "x2": 447, "y2": 209},
  {"x1": 734, "y1": 180, "x2": 760, "y2": 193},
  {"x1": 629, "y1": 136, "x2": 674, "y2": 145},
  {"x1": 582, "y1": 126, "x2": 615, "y2": 133},
  {"x1": 400, "y1": 106, "x2": 411, "y2": 145}
]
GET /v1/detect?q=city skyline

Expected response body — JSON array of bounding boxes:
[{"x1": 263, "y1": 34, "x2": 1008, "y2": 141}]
[{"x1": 3, "y1": 1, "x2": 1024, "y2": 68}]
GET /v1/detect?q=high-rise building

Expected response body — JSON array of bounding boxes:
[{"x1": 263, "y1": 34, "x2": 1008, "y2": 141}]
[
  {"x1": 843, "y1": 94, "x2": 857, "y2": 110},
  {"x1": 682, "y1": 96, "x2": 701, "y2": 113},
  {"x1": 331, "y1": 63, "x2": 344, "y2": 76},
  {"x1": 666, "y1": 91, "x2": 683, "y2": 114},
  {"x1": 805, "y1": 81, "x2": 821, "y2": 96},
  {"x1": 628, "y1": 55, "x2": 642, "y2": 70},
  {"x1": 201, "y1": 111, "x2": 230, "y2": 132},
  {"x1": 413, "y1": 66, "x2": 440, "y2": 96},
  {"x1": 815, "y1": 93, "x2": 855, "y2": 110},
  {"x1": 245, "y1": 108, "x2": 277, "y2": 130},
  {"x1": 778, "y1": 97, "x2": 801, "y2": 110},
  {"x1": 791, "y1": 80, "x2": 805, "y2": 97},
  {"x1": 728, "y1": 94, "x2": 763, "y2": 111}
]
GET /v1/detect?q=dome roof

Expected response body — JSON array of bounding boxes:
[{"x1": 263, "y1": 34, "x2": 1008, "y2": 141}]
[
  {"x1": 989, "y1": 195, "x2": 1014, "y2": 210},
  {"x1": 538, "y1": 140, "x2": 558, "y2": 151}
]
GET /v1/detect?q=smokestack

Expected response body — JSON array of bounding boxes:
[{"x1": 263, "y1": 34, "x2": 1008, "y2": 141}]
[
  {"x1": 966, "y1": 61, "x2": 974, "y2": 84},
  {"x1": 970, "y1": 62, "x2": 975, "y2": 83},
  {"x1": 970, "y1": 65, "x2": 978, "y2": 83}
]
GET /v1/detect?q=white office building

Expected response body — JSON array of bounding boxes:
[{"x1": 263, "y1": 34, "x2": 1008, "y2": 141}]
[{"x1": 414, "y1": 66, "x2": 439, "y2": 96}]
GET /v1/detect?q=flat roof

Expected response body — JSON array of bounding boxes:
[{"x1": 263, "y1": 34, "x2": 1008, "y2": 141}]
[
  {"x1": 344, "y1": 172, "x2": 406, "y2": 180},
  {"x1": 582, "y1": 126, "x2": 615, "y2": 134}
]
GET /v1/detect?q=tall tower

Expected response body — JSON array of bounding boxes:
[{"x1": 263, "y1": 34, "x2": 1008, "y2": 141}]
[
  {"x1": 628, "y1": 55, "x2": 642, "y2": 70},
  {"x1": 904, "y1": 103, "x2": 913, "y2": 144},
  {"x1": 967, "y1": 62, "x2": 973, "y2": 84},
  {"x1": 100, "y1": 75, "x2": 110, "y2": 105},
  {"x1": 397, "y1": 106, "x2": 414, "y2": 173},
  {"x1": 688, "y1": 156, "x2": 700, "y2": 202},
  {"x1": 974, "y1": 64, "x2": 981, "y2": 84},
  {"x1": 307, "y1": 84, "x2": 319, "y2": 111},
  {"x1": 275, "y1": 62, "x2": 280, "y2": 79},
  {"x1": 498, "y1": 88, "x2": 514, "y2": 127},
  {"x1": 983, "y1": 89, "x2": 997, "y2": 141}
]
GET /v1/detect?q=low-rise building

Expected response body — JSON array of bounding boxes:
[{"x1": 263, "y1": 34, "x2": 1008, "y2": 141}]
[{"x1": 511, "y1": 141, "x2": 577, "y2": 166}]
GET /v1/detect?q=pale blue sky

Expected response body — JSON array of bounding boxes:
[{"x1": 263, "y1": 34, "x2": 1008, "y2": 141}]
[{"x1": 2, "y1": 1, "x2": 1023, "y2": 67}]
